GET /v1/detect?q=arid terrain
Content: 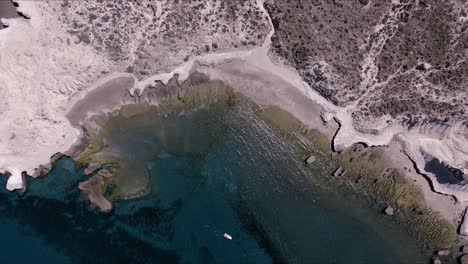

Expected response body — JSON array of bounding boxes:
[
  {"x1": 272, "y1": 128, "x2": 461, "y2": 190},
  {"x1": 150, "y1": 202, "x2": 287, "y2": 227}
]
[{"x1": 265, "y1": 0, "x2": 468, "y2": 133}]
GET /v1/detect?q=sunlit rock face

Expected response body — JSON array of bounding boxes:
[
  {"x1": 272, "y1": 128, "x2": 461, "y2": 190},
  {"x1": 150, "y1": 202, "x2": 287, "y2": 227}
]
[
  {"x1": 0, "y1": 1, "x2": 19, "y2": 29},
  {"x1": 265, "y1": 0, "x2": 468, "y2": 132}
]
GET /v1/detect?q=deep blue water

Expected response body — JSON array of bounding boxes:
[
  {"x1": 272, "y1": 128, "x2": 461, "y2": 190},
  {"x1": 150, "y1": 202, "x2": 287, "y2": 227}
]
[
  {"x1": 0, "y1": 103, "x2": 429, "y2": 263},
  {"x1": 424, "y1": 158, "x2": 464, "y2": 184}
]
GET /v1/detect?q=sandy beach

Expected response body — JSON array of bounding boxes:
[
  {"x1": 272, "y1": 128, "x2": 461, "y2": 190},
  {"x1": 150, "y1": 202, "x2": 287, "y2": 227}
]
[{"x1": 66, "y1": 56, "x2": 463, "y2": 228}]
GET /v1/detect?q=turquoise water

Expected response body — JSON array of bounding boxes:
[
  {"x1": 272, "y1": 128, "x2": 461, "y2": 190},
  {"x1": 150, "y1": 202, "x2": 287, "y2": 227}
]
[{"x1": 0, "y1": 102, "x2": 430, "y2": 263}]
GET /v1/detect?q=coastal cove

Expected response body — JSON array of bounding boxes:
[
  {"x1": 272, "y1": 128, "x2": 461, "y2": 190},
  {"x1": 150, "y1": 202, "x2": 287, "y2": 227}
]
[
  {"x1": 0, "y1": 83, "x2": 432, "y2": 263},
  {"x1": 1, "y1": 0, "x2": 468, "y2": 263},
  {"x1": 20, "y1": 68, "x2": 463, "y2": 262},
  {"x1": 0, "y1": 51, "x2": 463, "y2": 262}
]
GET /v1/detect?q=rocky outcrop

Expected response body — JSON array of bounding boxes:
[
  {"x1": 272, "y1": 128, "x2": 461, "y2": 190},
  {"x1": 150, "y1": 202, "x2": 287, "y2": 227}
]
[
  {"x1": 78, "y1": 175, "x2": 112, "y2": 213},
  {"x1": 332, "y1": 167, "x2": 343, "y2": 177},
  {"x1": 83, "y1": 163, "x2": 100, "y2": 175},
  {"x1": 437, "y1": 249, "x2": 450, "y2": 256},
  {"x1": 97, "y1": 169, "x2": 112, "y2": 178},
  {"x1": 305, "y1": 155, "x2": 316, "y2": 164},
  {"x1": 384, "y1": 206, "x2": 394, "y2": 216}
]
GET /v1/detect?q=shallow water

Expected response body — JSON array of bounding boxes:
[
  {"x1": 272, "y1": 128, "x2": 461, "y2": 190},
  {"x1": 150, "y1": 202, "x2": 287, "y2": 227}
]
[{"x1": 0, "y1": 102, "x2": 430, "y2": 263}]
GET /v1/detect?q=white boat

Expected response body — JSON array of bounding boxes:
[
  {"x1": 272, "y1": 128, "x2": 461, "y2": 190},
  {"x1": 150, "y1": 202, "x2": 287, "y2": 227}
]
[{"x1": 223, "y1": 233, "x2": 233, "y2": 240}]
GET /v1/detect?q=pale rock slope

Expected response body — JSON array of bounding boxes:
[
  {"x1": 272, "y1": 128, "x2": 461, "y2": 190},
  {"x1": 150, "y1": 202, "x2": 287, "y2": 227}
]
[{"x1": 0, "y1": 1, "x2": 113, "y2": 190}]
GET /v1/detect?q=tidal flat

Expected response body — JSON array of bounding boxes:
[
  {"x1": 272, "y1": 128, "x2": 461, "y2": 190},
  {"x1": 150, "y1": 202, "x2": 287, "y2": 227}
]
[{"x1": 0, "y1": 80, "x2": 454, "y2": 263}]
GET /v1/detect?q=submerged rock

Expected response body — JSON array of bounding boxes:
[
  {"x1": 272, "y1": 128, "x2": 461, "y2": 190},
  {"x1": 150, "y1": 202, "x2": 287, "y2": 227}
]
[
  {"x1": 333, "y1": 167, "x2": 343, "y2": 177},
  {"x1": 97, "y1": 169, "x2": 112, "y2": 178},
  {"x1": 84, "y1": 162, "x2": 100, "y2": 175},
  {"x1": 437, "y1": 249, "x2": 449, "y2": 256},
  {"x1": 384, "y1": 206, "x2": 394, "y2": 216},
  {"x1": 340, "y1": 170, "x2": 347, "y2": 177},
  {"x1": 79, "y1": 175, "x2": 112, "y2": 213},
  {"x1": 432, "y1": 256, "x2": 441, "y2": 264},
  {"x1": 305, "y1": 155, "x2": 316, "y2": 164}
]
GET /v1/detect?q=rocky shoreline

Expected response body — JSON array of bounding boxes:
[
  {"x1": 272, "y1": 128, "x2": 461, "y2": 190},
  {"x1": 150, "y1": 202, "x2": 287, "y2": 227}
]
[
  {"x1": 0, "y1": 55, "x2": 462, "y2": 262},
  {"x1": 58, "y1": 63, "x2": 457, "y2": 257},
  {"x1": 1, "y1": 1, "x2": 468, "y2": 262}
]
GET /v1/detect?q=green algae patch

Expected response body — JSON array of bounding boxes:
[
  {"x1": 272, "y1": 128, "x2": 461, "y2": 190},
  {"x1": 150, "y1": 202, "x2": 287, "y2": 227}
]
[
  {"x1": 119, "y1": 103, "x2": 156, "y2": 118},
  {"x1": 73, "y1": 80, "x2": 242, "y2": 202},
  {"x1": 302, "y1": 129, "x2": 333, "y2": 155},
  {"x1": 74, "y1": 125, "x2": 108, "y2": 169},
  {"x1": 260, "y1": 106, "x2": 305, "y2": 136},
  {"x1": 330, "y1": 144, "x2": 383, "y2": 180},
  {"x1": 405, "y1": 212, "x2": 457, "y2": 249},
  {"x1": 103, "y1": 164, "x2": 151, "y2": 201},
  {"x1": 370, "y1": 171, "x2": 424, "y2": 209},
  {"x1": 259, "y1": 106, "x2": 332, "y2": 156},
  {"x1": 72, "y1": 77, "x2": 456, "y2": 249},
  {"x1": 259, "y1": 105, "x2": 457, "y2": 250}
]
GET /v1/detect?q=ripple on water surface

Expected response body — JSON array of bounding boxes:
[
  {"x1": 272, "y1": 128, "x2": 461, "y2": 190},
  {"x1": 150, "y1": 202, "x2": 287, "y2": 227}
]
[{"x1": 0, "y1": 101, "x2": 429, "y2": 263}]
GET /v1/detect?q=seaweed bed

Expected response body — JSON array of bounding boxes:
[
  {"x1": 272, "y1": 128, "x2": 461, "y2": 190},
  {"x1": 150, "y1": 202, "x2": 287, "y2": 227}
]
[{"x1": 73, "y1": 78, "x2": 457, "y2": 251}]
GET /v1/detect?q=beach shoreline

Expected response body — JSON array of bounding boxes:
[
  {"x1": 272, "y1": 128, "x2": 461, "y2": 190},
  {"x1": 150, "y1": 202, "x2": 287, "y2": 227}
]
[
  {"x1": 69, "y1": 52, "x2": 465, "y2": 222},
  {"x1": 63, "y1": 63, "x2": 458, "y2": 251}
]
